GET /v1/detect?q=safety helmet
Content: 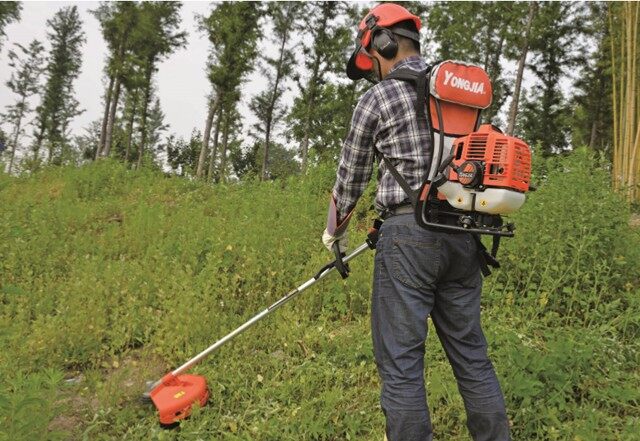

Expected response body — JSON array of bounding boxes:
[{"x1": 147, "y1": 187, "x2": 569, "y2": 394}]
[{"x1": 346, "y1": 3, "x2": 422, "y2": 81}]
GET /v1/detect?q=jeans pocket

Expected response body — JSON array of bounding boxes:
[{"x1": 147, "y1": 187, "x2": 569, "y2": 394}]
[{"x1": 389, "y1": 237, "x2": 439, "y2": 290}]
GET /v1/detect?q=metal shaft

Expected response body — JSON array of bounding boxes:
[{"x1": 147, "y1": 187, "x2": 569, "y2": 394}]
[{"x1": 155, "y1": 242, "x2": 371, "y2": 384}]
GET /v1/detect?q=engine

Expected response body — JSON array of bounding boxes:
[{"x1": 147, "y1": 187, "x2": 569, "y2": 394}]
[{"x1": 437, "y1": 124, "x2": 531, "y2": 215}]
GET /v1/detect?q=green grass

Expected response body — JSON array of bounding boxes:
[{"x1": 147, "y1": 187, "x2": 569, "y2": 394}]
[{"x1": 0, "y1": 151, "x2": 638, "y2": 440}]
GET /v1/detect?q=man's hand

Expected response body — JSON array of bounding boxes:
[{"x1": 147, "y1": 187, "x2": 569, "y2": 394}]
[{"x1": 322, "y1": 228, "x2": 348, "y2": 253}]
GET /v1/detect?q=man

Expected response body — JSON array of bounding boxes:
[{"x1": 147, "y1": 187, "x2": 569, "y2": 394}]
[{"x1": 322, "y1": 4, "x2": 511, "y2": 441}]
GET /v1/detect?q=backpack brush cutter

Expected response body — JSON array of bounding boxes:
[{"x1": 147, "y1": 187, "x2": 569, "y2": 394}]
[
  {"x1": 141, "y1": 224, "x2": 381, "y2": 426},
  {"x1": 141, "y1": 59, "x2": 534, "y2": 426}
]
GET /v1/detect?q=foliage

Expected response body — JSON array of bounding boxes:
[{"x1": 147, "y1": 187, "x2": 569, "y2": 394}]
[
  {"x1": 0, "y1": 150, "x2": 638, "y2": 439},
  {"x1": 425, "y1": 1, "x2": 528, "y2": 124},
  {"x1": 37, "y1": 6, "x2": 85, "y2": 164},
  {"x1": 91, "y1": 1, "x2": 141, "y2": 158},
  {"x1": 73, "y1": 119, "x2": 103, "y2": 162},
  {"x1": 517, "y1": 2, "x2": 589, "y2": 156},
  {"x1": 248, "y1": 2, "x2": 302, "y2": 180},
  {"x1": 2, "y1": 39, "x2": 46, "y2": 173},
  {"x1": 0, "y1": 1, "x2": 21, "y2": 49},
  {"x1": 197, "y1": 1, "x2": 262, "y2": 181},
  {"x1": 133, "y1": 1, "x2": 186, "y2": 168},
  {"x1": 165, "y1": 130, "x2": 203, "y2": 177},
  {"x1": 285, "y1": 1, "x2": 354, "y2": 172},
  {"x1": 569, "y1": 2, "x2": 613, "y2": 154}
]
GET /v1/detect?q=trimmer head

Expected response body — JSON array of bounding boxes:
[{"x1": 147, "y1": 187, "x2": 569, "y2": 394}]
[
  {"x1": 141, "y1": 240, "x2": 373, "y2": 426},
  {"x1": 149, "y1": 373, "x2": 210, "y2": 425}
]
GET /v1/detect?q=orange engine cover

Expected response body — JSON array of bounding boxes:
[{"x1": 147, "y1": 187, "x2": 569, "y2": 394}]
[{"x1": 449, "y1": 124, "x2": 531, "y2": 193}]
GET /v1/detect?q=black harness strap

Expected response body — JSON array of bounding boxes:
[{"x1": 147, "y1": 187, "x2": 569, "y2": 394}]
[
  {"x1": 385, "y1": 67, "x2": 429, "y2": 125},
  {"x1": 374, "y1": 150, "x2": 418, "y2": 206},
  {"x1": 376, "y1": 67, "x2": 430, "y2": 206},
  {"x1": 472, "y1": 234, "x2": 500, "y2": 277},
  {"x1": 379, "y1": 64, "x2": 503, "y2": 276}
]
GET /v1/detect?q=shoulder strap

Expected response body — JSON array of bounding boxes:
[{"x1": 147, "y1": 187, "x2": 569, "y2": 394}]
[
  {"x1": 384, "y1": 67, "x2": 430, "y2": 123},
  {"x1": 377, "y1": 67, "x2": 432, "y2": 206},
  {"x1": 384, "y1": 67, "x2": 420, "y2": 82},
  {"x1": 374, "y1": 150, "x2": 418, "y2": 205}
]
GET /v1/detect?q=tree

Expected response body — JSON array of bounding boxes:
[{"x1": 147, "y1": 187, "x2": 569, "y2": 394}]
[
  {"x1": 426, "y1": 1, "x2": 529, "y2": 126},
  {"x1": 506, "y1": 2, "x2": 538, "y2": 135},
  {"x1": 145, "y1": 96, "x2": 169, "y2": 158},
  {"x1": 38, "y1": 6, "x2": 85, "y2": 164},
  {"x1": 166, "y1": 130, "x2": 202, "y2": 176},
  {"x1": 121, "y1": 67, "x2": 146, "y2": 164},
  {"x1": 207, "y1": 106, "x2": 223, "y2": 181},
  {"x1": 73, "y1": 119, "x2": 102, "y2": 161},
  {"x1": 570, "y1": 2, "x2": 612, "y2": 153},
  {"x1": 287, "y1": 80, "x2": 364, "y2": 165},
  {"x1": 2, "y1": 39, "x2": 45, "y2": 173},
  {"x1": 255, "y1": 142, "x2": 299, "y2": 180},
  {"x1": 286, "y1": 1, "x2": 353, "y2": 173},
  {"x1": 0, "y1": 129, "x2": 7, "y2": 159},
  {"x1": 609, "y1": 2, "x2": 640, "y2": 203},
  {"x1": 425, "y1": 2, "x2": 486, "y2": 63},
  {"x1": 215, "y1": 102, "x2": 242, "y2": 183},
  {"x1": 134, "y1": 1, "x2": 186, "y2": 169},
  {"x1": 250, "y1": 2, "x2": 302, "y2": 181},
  {"x1": 92, "y1": 2, "x2": 140, "y2": 159},
  {"x1": 517, "y1": 2, "x2": 589, "y2": 155},
  {"x1": 0, "y1": 1, "x2": 21, "y2": 49},
  {"x1": 195, "y1": 1, "x2": 262, "y2": 179}
]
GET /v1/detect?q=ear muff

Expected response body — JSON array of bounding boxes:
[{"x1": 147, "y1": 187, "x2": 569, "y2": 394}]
[{"x1": 371, "y1": 28, "x2": 398, "y2": 59}]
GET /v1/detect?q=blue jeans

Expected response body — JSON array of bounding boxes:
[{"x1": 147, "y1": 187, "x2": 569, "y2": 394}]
[{"x1": 372, "y1": 214, "x2": 510, "y2": 441}]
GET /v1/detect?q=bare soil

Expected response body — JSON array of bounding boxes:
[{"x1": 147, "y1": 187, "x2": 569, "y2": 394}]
[{"x1": 47, "y1": 349, "x2": 169, "y2": 439}]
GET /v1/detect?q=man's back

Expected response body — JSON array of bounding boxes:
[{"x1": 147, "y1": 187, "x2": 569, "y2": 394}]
[
  {"x1": 333, "y1": 55, "x2": 431, "y2": 219},
  {"x1": 323, "y1": 4, "x2": 511, "y2": 440}
]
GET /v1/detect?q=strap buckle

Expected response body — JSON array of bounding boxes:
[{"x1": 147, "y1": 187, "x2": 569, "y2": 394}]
[{"x1": 365, "y1": 14, "x2": 378, "y2": 29}]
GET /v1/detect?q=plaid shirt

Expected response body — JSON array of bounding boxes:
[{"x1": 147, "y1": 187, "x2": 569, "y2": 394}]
[{"x1": 332, "y1": 55, "x2": 431, "y2": 221}]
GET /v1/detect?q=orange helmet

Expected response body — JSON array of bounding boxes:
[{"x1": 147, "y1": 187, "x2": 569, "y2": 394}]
[{"x1": 346, "y1": 3, "x2": 422, "y2": 80}]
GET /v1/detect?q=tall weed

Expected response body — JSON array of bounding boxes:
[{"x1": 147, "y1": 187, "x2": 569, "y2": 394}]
[{"x1": 0, "y1": 153, "x2": 638, "y2": 440}]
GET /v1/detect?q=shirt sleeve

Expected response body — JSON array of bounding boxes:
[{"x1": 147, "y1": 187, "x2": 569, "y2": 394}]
[{"x1": 332, "y1": 88, "x2": 380, "y2": 222}]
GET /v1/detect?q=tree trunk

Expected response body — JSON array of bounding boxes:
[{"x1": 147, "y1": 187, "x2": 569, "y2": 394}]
[
  {"x1": 136, "y1": 64, "x2": 153, "y2": 170},
  {"x1": 196, "y1": 92, "x2": 220, "y2": 179},
  {"x1": 298, "y1": 9, "x2": 329, "y2": 174},
  {"x1": 102, "y1": 75, "x2": 122, "y2": 158},
  {"x1": 485, "y1": 30, "x2": 506, "y2": 122},
  {"x1": 482, "y1": 24, "x2": 492, "y2": 71},
  {"x1": 261, "y1": 124, "x2": 272, "y2": 181},
  {"x1": 208, "y1": 107, "x2": 222, "y2": 181},
  {"x1": 589, "y1": 66, "x2": 606, "y2": 150},
  {"x1": 33, "y1": 123, "x2": 45, "y2": 162},
  {"x1": 217, "y1": 111, "x2": 231, "y2": 183},
  {"x1": 7, "y1": 96, "x2": 26, "y2": 174},
  {"x1": 300, "y1": 53, "x2": 321, "y2": 174},
  {"x1": 506, "y1": 1, "x2": 538, "y2": 135},
  {"x1": 261, "y1": 27, "x2": 289, "y2": 181},
  {"x1": 300, "y1": 91, "x2": 315, "y2": 174},
  {"x1": 124, "y1": 91, "x2": 138, "y2": 163},
  {"x1": 609, "y1": 1, "x2": 640, "y2": 201},
  {"x1": 7, "y1": 122, "x2": 22, "y2": 174},
  {"x1": 97, "y1": 74, "x2": 115, "y2": 160}
]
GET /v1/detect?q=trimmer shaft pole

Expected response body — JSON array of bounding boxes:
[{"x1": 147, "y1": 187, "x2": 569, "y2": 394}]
[{"x1": 147, "y1": 242, "x2": 371, "y2": 391}]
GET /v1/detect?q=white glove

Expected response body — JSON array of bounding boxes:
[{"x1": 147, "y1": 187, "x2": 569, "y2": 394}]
[{"x1": 322, "y1": 228, "x2": 348, "y2": 253}]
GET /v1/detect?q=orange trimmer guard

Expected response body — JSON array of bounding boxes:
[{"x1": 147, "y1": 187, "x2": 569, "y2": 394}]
[{"x1": 150, "y1": 373, "x2": 210, "y2": 425}]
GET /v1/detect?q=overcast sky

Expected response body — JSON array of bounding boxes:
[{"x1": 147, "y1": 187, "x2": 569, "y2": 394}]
[
  {"x1": 0, "y1": 1, "x2": 280, "y2": 144},
  {"x1": 1, "y1": 1, "x2": 575, "y2": 154}
]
